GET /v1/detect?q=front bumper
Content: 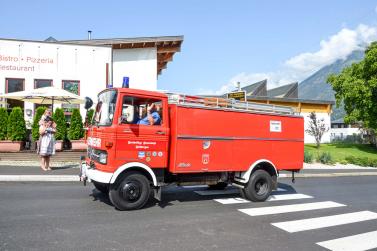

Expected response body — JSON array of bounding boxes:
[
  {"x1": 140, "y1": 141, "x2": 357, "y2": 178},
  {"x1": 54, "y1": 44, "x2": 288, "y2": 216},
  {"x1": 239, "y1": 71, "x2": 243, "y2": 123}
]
[{"x1": 80, "y1": 162, "x2": 113, "y2": 185}]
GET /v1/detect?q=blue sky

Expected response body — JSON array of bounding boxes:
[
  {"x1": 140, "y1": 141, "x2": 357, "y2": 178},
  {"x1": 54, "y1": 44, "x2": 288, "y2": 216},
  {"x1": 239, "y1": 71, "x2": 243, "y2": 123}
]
[{"x1": 1, "y1": 0, "x2": 377, "y2": 94}]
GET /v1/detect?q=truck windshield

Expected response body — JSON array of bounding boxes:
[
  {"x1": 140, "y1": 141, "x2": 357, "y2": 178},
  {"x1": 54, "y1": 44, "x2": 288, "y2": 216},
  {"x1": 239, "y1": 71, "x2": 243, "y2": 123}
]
[{"x1": 93, "y1": 90, "x2": 118, "y2": 126}]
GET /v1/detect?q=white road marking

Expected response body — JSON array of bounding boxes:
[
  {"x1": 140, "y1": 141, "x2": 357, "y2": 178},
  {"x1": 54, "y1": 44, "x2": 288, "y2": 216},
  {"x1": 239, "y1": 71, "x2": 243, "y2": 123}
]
[
  {"x1": 317, "y1": 230, "x2": 377, "y2": 251},
  {"x1": 214, "y1": 193, "x2": 312, "y2": 205},
  {"x1": 238, "y1": 201, "x2": 346, "y2": 216},
  {"x1": 214, "y1": 197, "x2": 250, "y2": 204},
  {"x1": 277, "y1": 188, "x2": 287, "y2": 191},
  {"x1": 267, "y1": 193, "x2": 313, "y2": 201},
  {"x1": 272, "y1": 211, "x2": 377, "y2": 233}
]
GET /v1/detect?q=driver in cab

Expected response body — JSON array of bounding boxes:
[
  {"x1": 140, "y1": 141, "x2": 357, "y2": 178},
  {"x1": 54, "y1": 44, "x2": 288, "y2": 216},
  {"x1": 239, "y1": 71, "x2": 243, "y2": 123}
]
[{"x1": 137, "y1": 103, "x2": 161, "y2": 125}]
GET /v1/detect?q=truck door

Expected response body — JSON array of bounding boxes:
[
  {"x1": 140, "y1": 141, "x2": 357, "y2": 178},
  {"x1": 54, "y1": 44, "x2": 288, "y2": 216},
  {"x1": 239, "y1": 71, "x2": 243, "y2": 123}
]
[{"x1": 115, "y1": 95, "x2": 169, "y2": 168}]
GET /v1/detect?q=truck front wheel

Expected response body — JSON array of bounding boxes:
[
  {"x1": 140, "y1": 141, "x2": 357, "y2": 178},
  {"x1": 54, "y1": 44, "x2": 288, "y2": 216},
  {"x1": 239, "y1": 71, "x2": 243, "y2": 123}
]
[
  {"x1": 241, "y1": 169, "x2": 272, "y2": 202},
  {"x1": 109, "y1": 172, "x2": 151, "y2": 210}
]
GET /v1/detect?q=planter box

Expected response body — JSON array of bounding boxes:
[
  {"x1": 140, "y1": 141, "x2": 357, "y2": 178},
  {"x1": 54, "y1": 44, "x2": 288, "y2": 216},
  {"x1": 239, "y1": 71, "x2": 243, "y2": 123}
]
[
  {"x1": 0, "y1": 141, "x2": 23, "y2": 152},
  {"x1": 70, "y1": 140, "x2": 87, "y2": 151},
  {"x1": 55, "y1": 140, "x2": 63, "y2": 152}
]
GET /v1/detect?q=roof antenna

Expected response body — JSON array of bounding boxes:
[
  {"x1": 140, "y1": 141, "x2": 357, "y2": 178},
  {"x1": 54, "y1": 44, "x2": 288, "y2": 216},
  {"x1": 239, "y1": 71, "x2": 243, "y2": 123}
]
[{"x1": 87, "y1": 30, "x2": 92, "y2": 40}]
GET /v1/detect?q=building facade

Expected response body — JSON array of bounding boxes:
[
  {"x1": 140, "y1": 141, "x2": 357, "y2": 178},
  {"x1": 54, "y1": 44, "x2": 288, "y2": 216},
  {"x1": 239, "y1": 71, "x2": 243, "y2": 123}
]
[{"x1": 0, "y1": 36, "x2": 183, "y2": 124}]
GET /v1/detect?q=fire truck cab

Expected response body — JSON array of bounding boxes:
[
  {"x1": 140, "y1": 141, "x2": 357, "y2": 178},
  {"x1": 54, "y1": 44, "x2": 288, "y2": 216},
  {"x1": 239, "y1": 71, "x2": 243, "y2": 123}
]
[{"x1": 81, "y1": 88, "x2": 304, "y2": 210}]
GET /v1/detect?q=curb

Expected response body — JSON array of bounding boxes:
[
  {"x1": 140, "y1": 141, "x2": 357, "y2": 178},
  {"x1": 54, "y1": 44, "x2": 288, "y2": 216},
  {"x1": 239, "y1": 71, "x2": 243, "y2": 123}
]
[
  {"x1": 0, "y1": 172, "x2": 377, "y2": 182},
  {"x1": 279, "y1": 172, "x2": 377, "y2": 178}
]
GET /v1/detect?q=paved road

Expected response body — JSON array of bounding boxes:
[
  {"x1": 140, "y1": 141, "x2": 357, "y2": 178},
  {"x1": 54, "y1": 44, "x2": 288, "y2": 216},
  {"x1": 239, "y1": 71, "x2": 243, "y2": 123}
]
[{"x1": 1, "y1": 177, "x2": 377, "y2": 251}]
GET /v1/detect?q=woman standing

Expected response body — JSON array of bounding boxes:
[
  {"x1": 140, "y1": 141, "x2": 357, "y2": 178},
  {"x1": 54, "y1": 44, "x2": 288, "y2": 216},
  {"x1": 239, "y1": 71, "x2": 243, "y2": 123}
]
[{"x1": 39, "y1": 116, "x2": 56, "y2": 171}]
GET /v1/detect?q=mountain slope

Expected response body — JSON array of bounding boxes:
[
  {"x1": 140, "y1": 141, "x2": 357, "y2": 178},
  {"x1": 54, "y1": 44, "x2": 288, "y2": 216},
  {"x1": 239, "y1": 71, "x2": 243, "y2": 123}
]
[
  {"x1": 299, "y1": 50, "x2": 364, "y2": 101},
  {"x1": 298, "y1": 50, "x2": 364, "y2": 120}
]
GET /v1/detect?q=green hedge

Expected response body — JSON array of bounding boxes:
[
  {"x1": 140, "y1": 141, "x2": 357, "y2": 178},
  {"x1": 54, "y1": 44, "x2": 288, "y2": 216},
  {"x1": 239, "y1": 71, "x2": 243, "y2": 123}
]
[
  {"x1": 85, "y1": 108, "x2": 95, "y2": 126},
  {"x1": 68, "y1": 109, "x2": 84, "y2": 140},
  {"x1": 32, "y1": 106, "x2": 47, "y2": 141},
  {"x1": 345, "y1": 156, "x2": 377, "y2": 167},
  {"x1": 0, "y1": 108, "x2": 8, "y2": 140},
  {"x1": 53, "y1": 108, "x2": 67, "y2": 140},
  {"x1": 7, "y1": 107, "x2": 26, "y2": 141}
]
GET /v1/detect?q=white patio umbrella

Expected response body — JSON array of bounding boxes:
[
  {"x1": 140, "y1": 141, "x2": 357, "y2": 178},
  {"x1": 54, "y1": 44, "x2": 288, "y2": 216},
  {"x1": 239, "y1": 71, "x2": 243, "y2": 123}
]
[{"x1": 0, "y1": 86, "x2": 85, "y2": 111}]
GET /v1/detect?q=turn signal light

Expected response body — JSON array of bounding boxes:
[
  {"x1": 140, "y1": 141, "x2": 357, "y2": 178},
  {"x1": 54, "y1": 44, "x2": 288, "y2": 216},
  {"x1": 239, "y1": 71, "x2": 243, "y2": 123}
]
[{"x1": 105, "y1": 141, "x2": 113, "y2": 148}]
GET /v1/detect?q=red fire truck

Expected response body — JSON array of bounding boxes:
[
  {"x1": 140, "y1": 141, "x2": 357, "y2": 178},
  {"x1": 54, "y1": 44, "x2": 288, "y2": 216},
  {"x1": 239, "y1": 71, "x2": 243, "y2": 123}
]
[{"x1": 80, "y1": 88, "x2": 304, "y2": 210}]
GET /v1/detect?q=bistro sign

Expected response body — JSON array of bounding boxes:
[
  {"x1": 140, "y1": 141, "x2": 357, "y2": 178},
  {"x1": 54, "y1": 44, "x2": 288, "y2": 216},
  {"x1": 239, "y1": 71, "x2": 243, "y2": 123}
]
[{"x1": 227, "y1": 91, "x2": 246, "y2": 101}]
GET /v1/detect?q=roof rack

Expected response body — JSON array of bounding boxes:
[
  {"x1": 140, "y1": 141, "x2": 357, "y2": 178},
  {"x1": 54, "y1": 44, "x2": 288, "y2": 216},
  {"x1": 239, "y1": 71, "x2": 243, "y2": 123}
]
[{"x1": 167, "y1": 93, "x2": 297, "y2": 115}]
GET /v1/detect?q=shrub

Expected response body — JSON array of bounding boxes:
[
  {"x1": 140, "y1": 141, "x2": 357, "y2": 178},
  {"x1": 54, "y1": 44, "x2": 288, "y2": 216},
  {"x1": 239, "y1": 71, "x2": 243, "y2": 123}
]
[
  {"x1": 32, "y1": 106, "x2": 47, "y2": 141},
  {"x1": 53, "y1": 108, "x2": 67, "y2": 141},
  {"x1": 318, "y1": 152, "x2": 333, "y2": 164},
  {"x1": 304, "y1": 150, "x2": 313, "y2": 163},
  {"x1": 345, "y1": 156, "x2": 377, "y2": 167},
  {"x1": 7, "y1": 107, "x2": 26, "y2": 141},
  {"x1": 0, "y1": 108, "x2": 8, "y2": 140},
  {"x1": 85, "y1": 108, "x2": 95, "y2": 126},
  {"x1": 68, "y1": 109, "x2": 84, "y2": 140},
  {"x1": 339, "y1": 159, "x2": 348, "y2": 165}
]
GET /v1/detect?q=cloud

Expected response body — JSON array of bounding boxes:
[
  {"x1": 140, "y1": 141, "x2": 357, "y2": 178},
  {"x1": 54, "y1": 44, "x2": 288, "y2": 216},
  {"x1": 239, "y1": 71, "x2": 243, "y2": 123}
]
[{"x1": 211, "y1": 24, "x2": 377, "y2": 95}]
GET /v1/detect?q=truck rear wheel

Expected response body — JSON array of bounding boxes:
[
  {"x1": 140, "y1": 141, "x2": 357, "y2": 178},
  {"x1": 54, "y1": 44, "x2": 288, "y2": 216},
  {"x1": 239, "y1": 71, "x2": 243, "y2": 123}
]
[
  {"x1": 93, "y1": 181, "x2": 109, "y2": 194},
  {"x1": 242, "y1": 169, "x2": 272, "y2": 202},
  {"x1": 109, "y1": 172, "x2": 151, "y2": 210}
]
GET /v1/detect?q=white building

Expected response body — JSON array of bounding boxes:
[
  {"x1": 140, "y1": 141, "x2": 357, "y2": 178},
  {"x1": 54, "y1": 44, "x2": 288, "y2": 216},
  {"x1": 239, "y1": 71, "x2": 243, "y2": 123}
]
[
  {"x1": 330, "y1": 118, "x2": 362, "y2": 141},
  {"x1": 0, "y1": 35, "x2": 183, "y2": 123}
]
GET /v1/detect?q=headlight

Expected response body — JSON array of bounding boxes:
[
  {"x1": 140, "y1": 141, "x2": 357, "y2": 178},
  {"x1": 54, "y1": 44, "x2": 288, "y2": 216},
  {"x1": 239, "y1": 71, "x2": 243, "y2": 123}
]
[{"x1": 99, "y1": 152, "x2": 107, "y2": 164}]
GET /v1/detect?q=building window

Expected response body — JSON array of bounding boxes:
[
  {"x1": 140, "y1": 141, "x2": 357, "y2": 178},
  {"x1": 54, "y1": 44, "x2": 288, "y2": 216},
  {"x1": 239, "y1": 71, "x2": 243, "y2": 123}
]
[
  {"x1": 5, "y1": 78, "x2": 24, "y2": 111},
  {"x1": 34, "y1": 79, "x2": 52, "y2": 89},
  {"x1": 62, "y1": 80, "x2": 80, "y2": 121},
  {"x1": 62, "y1": 80, "x2": 80, "y2": 95}
]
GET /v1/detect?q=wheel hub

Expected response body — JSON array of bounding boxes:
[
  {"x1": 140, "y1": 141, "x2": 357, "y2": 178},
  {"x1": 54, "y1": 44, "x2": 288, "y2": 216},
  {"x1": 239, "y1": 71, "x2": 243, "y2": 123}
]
[{"x1": 121, "y1": 181, "x2": 141, "y2": 202}]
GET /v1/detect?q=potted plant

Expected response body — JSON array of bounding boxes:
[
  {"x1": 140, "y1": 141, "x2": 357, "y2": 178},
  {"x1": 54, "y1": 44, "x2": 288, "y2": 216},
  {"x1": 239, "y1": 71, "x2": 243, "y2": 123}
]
[
  {"x1": 5, "y1": 107, "x2": 26, "y2": 152},
  {"x1": 68, "y1": 108, "x2": 86, "y2": 151},
  {"x1": 52, "y1": 108, "x2": 67, "y2": 151},
  {"x1": 32, "y1": 106, "x2": 47, "y2": 151}
]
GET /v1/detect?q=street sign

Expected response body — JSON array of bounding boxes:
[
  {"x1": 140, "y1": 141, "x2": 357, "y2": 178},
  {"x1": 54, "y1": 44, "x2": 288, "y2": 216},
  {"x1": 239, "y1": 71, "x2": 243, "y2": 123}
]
[{"x1": 227, "y1": 91, "x2": 246, "y2": 101}]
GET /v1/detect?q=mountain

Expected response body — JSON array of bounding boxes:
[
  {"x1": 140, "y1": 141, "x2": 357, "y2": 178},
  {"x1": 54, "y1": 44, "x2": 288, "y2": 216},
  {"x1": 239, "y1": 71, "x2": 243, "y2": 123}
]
[{"x1": 298, "y1": 50, "x2": 365, "y2": 120}]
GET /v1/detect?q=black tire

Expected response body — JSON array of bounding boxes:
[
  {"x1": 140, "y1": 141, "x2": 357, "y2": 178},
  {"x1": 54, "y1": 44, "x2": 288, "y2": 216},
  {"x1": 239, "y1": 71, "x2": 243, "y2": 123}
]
[
  {"x1": 208, "y1": 182, "x2": 228, "y2": 190},
  {"x1": 93, "y1": 181, "x2": 109, "y2": 194},
  {"x1": 241, "y1": 169, "x2": 272, "y2": 202},
  {"x1": 109, "y1": 172, "x2": 151, "y2": 210}
]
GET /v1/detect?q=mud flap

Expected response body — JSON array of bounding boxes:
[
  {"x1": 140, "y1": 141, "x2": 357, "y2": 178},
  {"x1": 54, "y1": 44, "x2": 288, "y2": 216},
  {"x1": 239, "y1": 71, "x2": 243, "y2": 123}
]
[{"x1": 154, "y1": 187, "x2": 162, "y2": 201}]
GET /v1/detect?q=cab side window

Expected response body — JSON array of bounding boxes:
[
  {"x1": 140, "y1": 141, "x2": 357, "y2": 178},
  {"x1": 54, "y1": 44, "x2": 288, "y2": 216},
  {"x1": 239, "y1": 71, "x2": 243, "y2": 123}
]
[{"x1": 120, "y1": 96, "x2": 163, "y2": 126}]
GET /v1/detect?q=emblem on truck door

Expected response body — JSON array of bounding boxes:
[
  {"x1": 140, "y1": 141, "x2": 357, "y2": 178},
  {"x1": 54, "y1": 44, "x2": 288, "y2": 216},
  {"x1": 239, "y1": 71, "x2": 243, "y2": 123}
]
[
  {"x1": 202, "y1": 154, "x2": 210, "y2": 164},
  {"x1": 203, "y1": 140, "x2": 211, "y2": 149}
]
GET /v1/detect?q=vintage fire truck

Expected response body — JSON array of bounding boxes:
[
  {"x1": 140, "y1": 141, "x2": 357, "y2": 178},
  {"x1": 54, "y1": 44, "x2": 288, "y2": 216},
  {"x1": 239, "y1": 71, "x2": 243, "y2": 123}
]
[{"x1": 80, "y1": 88, "x2": 304, "y2": 210}]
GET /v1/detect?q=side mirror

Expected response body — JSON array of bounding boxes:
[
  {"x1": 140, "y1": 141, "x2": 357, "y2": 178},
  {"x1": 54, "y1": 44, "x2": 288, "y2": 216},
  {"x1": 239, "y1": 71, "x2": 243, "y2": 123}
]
[{"x1": 84, "y1": 97, "x2": 93, "y2": 110}]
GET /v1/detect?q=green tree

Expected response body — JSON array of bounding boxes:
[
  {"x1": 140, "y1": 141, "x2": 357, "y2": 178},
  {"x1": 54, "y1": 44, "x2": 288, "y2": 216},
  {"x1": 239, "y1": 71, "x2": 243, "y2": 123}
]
[
  {"x1": 85, "y1": 108, "x2": 95, "y2": 126},
  {"x1": 7, "y1": 107, "x2": 26, "y2": 141},
  {"x1": 328, "y1": 41, "x2": 377, "y2": 129},
  {"x1": 53, "y1": 108, "x2": 67, "y2": 140},
  {"x1": 0, "y1": 108, "x2": 8, "y2": 140},
  {"x1": 32, "y1": 106, "x2": 47, "y2": 141},
  {"x1": 68, "y1": 109, "x2": 84, "y2": 140}
]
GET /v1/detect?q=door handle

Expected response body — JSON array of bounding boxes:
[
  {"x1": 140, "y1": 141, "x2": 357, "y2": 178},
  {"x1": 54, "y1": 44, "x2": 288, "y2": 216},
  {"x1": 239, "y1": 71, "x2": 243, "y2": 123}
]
[
  {"x1": 123, "y1": 129, "x2": 132, "y2": 133},
  {"x1": 156, "y1": 131, "x2": 166, "y2": 135}
]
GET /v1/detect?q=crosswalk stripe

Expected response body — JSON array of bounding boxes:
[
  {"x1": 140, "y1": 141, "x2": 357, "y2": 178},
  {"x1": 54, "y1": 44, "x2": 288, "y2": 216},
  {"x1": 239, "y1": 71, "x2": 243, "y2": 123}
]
[
  {"x1": 316, "y1": 230, "x2": 377, "y2": 251},
  {"x1": 194, "y1": 187, "x2": 287, "y2": 196},
  {"x1": 267, "y1": 193, "x2": 313, "y2": 201},
  {"x1": 214, "y1": 197, "x2": 249, "y2": 204},
  {"x1": 272, "y1": 211, "x2": 377, "y2": 233},
  {"x1": 238, "y1": 201, "x2": 346, "y2": 216},
  {"x1": 214, "y1": 193, "x2": 312, "y2": 205}
]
